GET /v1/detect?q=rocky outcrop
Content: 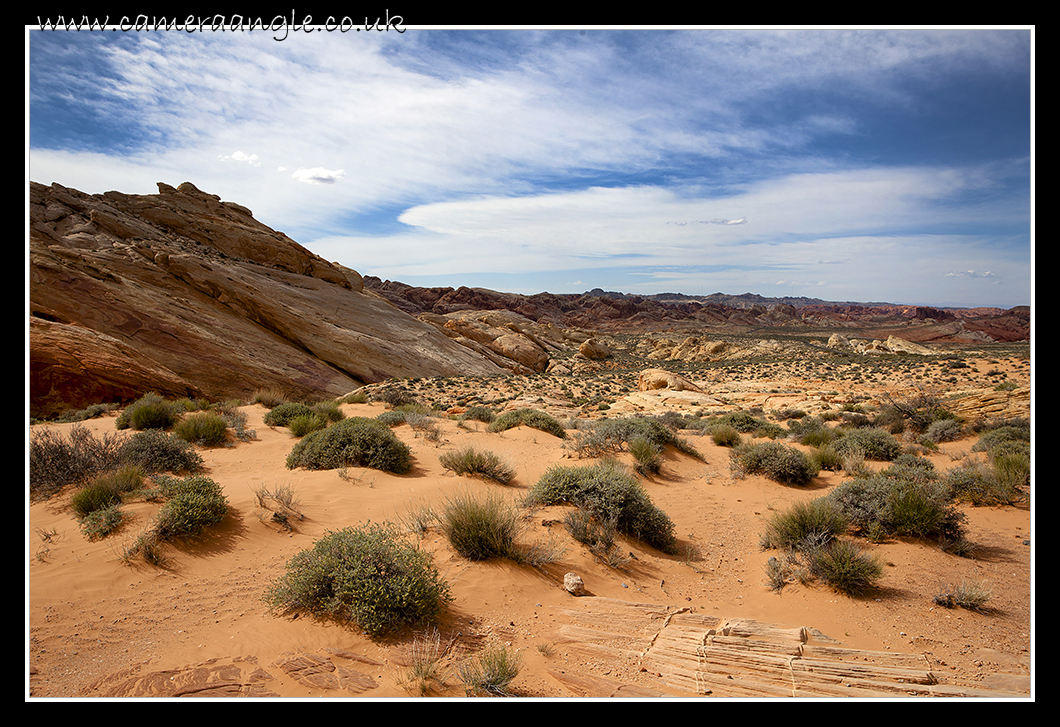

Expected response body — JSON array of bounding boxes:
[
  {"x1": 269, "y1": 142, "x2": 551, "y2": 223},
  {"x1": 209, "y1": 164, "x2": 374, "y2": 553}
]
[
  {"x1": 826, "y1": 333, "x2": 936, "y2": 355},
  {"x1": 29, "y1": 181, "x2": 506, "y2": 418},
  {"x1": 637, "y1": 369, "x2": 703, "y2": 393}
]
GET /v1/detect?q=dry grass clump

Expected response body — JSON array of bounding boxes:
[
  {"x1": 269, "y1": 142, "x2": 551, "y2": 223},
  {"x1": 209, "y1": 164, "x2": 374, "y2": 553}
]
[
  {"x1": 439, "y1": 490, "x2": 522, "y2": 561},
  {"x1": 458, "y1": 643, "x2": 521, "y2": 697},
  {"x1": 933, "y1": 578, "x2": 994, "y2": 611},
  {"x1": 173, "y1": 411, "x2": 230, "y2": 447},
  {"x1": 439, "y1": 446, "x2": 516, "y2": 485},
  {"x1": 29, "y1": 424, "x2": 125, "y2": 500}
]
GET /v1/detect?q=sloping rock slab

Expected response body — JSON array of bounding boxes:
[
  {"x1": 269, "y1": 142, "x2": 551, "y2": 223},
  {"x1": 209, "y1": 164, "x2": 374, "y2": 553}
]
[
  {"x1": 550, "y1": 597, "x2": 1027, "y2": 698},
  {"x1": 81, "y1": 656, "x2": 280, "y2": 698}
]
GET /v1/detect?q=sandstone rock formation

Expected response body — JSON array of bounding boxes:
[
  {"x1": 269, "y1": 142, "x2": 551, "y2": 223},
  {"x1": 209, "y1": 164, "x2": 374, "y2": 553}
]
[
  {"x1": 29, "y1": 181, "x2": 507, "y2": 418},
  {"x1": 637, "y1": 369, "x2": 703, "y2": 393}
]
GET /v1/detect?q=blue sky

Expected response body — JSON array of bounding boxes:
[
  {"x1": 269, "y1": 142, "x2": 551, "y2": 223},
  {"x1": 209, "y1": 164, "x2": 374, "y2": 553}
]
[{"x1": 28, "y1": 25, "x2": 1032, "y2": 308}]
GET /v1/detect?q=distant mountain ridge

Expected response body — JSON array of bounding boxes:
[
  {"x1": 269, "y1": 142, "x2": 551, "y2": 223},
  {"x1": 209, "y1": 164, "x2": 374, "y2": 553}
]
[{"x1": 580, "y1": 287, "x2": 1013, "y2": 314}]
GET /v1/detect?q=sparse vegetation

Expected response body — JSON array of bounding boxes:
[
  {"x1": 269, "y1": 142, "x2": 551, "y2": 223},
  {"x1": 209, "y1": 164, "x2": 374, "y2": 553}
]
[
  {"x1": 730, "y1": 441, "x2": 819, "y2": 486},
  {"x1": 488, "y1": 408, "x2": 567, "y2": 439},
  {"x1": 263, "y1": 522, "x2": 451, "y2": 638},
  {"x1": 173, "y1": 411, "x2": 230, "y2": 447},
  {"x1": 759, "y1": 498, "x2": 848, "y2": 551},
  {"x1": 458, "y1": 643, "x2": 521, "y2": 697},
  {"x1": 115, "y1": 393, "x2": 183, "y2": 431},
  {"x1": 117, "y1": 428, "x2": 205, "y2": 474},
  {"x1": 439, "y1": 490, "x2": 522, "y2": 561},
  {"x1": 439, "y1": 446, "x2": 516, "y2": 484},
  {"x1": 286, "y1": 417, "x2": 412, "y2": 474},
  {"x1": 29, "y1": 424, "x2": 125, "y2": 500},
  {"x1": 528, "y1": 460, "x2": 678, "y2": 554}
]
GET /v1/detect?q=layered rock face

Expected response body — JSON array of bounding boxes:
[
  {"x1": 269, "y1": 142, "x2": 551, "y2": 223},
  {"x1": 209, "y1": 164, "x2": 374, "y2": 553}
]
[{"x1": 29, "y1": 181, "x2": 506, "y2": 418}]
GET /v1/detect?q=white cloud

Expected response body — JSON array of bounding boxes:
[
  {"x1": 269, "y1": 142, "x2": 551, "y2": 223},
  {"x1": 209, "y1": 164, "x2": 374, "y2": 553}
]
[
  {"x1": 291, "y1": 167, "x2": 345, "y2": 185},
  {"x1": 219, "y1": 150, "x2": 260, "y2": 165}
]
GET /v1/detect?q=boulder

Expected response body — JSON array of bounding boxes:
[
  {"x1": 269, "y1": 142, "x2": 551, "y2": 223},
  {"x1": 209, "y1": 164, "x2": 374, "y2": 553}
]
[{"x1": 637, "y1": 369, "x2": 704, "y2": 393}]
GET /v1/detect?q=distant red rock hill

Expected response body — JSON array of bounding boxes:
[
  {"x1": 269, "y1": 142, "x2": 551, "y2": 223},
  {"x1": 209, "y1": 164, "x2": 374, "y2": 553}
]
[{"x1": 362, "y1": 277, "x2": 1029, "y2": 342}]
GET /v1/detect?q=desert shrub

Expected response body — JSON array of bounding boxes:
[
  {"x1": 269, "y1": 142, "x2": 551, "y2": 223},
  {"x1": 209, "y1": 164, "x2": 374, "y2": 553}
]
[
  {"x1": 710, "y1": 424, "x2": 742, "y2": 448},
  {"x1": 828, "y1": 474, "x2": 965, "y2": 542},
  {"x1": 174, "y1": 411, "x2": 230, "y2": 447},
  {"x1": 711, "y1": 412, "x2": 784, "y2": 439},
  {"x1": 287, "y1": 413, "x2": 328, "y2": 437},
  {"x1": 312, "y1": 401, "x2": 346, "y2": 424},
  {"x1": 78, "y1": 505, "x2": 126, "y2": 540},
  {"x1": 117, "y1": 429, "x2": 204, "y2": 474},
  {"x1": 263, "y1": 522, "x2": 451, "y2": 638},
  {"x1": 972, "y1": 424, "x2": 1030, "y2": 455},
  {"x1": 70, "y1": 480, "x2": 123, "y2": 519},
  {"x1": 264, "y1": 402, "x2": 317, "y2": 427},
  {"x1": 810, "y1": 445, "x2": 844, "y2": 472},
  {"x1": 458, "y1": 644, "x2": 521, "y2": 697},
  {"x1": 29, "y1": 424, "x2": 125, "y2": 500},
  {"x1": 439, "y1": 447, "x2": 515, "y2": 485},
  {"x1": 527, "y1": 460, "x2": 677, "y2": 554},
  {"x1": 377, "y1": 387, "x2": 419, "y2": 408},
  {"x1": 461, "y1": 406, "x2": 497, "y2": 424},
  {"x1": 730, "y1": 441, "x2": 818, "y2": 486},
  {"x1": 152, "y1": 475, "x2": 229, "y2": 540},
  {"x1": 629, "y1": 436, "x2": 662, "y2": 475},
  {"x1": 881, "y1": 454, "x2": 938, "y2": 484},
  {"x1": 376, "y1": 410, "x2": 408, "y2": 427},
  {"x1": 805, "y1": 538, "x2": 883, "y2": 595},
  {"x1": 875, "y1": 391, "x2": 954, "y2": 435},
  {"x1": 991, "y1": 449, "x2": 1030, "y2": 496},
  {"x1": 286, "y1": 417, "x2": 412, "y2": 474},
  {"x1": 934, "y1": 578, "x2": 993, "y2": 611},
  {"x1": 922, "y1": 418, "x2": 963, "y2": 445},
  {"x1": 569, "y1": 416, "x2": 702, "y2": 461},
  {"x1": 115, "y1": 393, "x2": 182, "y2": 431},
  {"x1": 831, "y1": 427, "x2": 900, "y2": 462},
  {"x1": 488, "y1": 408, "x2": 567, "y2": 439},
  {"x1": 251, "y1": 388, "x2": 288, "y2": 408},
  {"x1": 439, "y1": 490, "x2": 521, "y2": 561},
  {"x1": 56, "y1": 402, "x2": 118, "y2": 423},
  {"x1": 759, "y1": 498, "x2": 848, "y2": 551},
  {"x1": 945, "y1": 460, "x2": 1024, "y2": 506}
]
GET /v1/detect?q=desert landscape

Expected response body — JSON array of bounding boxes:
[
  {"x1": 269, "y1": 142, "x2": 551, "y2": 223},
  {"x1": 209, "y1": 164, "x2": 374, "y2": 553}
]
[{"x1": 27, "y1": 180, "x2": 1032, "y2": 700}]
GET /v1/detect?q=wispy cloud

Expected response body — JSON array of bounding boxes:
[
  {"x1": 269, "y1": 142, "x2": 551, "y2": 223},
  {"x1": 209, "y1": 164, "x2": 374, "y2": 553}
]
[{"x1": 28, "y1": 27, "x2": 1032, "y2": 307}]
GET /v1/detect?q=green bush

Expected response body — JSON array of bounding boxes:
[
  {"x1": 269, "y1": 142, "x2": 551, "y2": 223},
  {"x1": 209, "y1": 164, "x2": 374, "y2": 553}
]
[
  {"x1": 264, "y1": 402, "x2": 317, "y2": 427},
  {"x1": 710, "y1": 424, "x2": 742, "y2": 448},
  {"x1": 461, "y1": 406, "x2": 496, "y2": 424},
  {"x1": 831, "y1": 427, "x2": 901, "y2": 462},
  {"x1": 115, "y1": 393, "x2": 182, "y2": 431},
  {"x1": 730, "y1": 441, "x2": 818, "y2": 486},
  {"x1": 810, "y1": 445, "x2": 844, "y2": 472},
  {"x1": 759, "y1": 498, "x2": 848, "y2": 551},
  {"x1": 488, "y1": 408, "x2": 567, "y2": 439},
  {"x1": 439, "y1": 490, "x2": 522, "y2": 561},
  {"x1": 287, "y1": 413, "x2": 328, "y2": 437},
  {"x1": 828, "y1": 474, "x2": 965, "y2": 542},
  {"x1": 806, "y1": 539, "x2": 883, "y2": 595},
  {"x1": 629, "y1": 436, "x2": 662, "y2": 475},
  {"x1": 152, "y1": 475, "x2": 229, "y2": 540},
  {"x1": 439, "y1": 447, "x2": 515, "y2": 485},
  {"x1": 78, "y1": 505, "x2": 126, "y2": 540},
  {"x1": 117, "y1": 429, "x2": 204, "y2": 474},
  {"x1": 569, "y1": 416, "x2": 703, "y2": 461},
  {"x1": 29, "y1": 424, "x2": 125, "y2": 500},
  {"x1": 263, "y1": 522, "x2": 451, "y2": 638},
  {"x1": 70, "y1": 480, "x2": 123, "y2": 519},
  {"x1": 286, "y1": 417, "x2": 412, "y2": 474},
  {"x1": 922, "y1": 418, "x2": 963, "y2": 445},
  {"x1": 174, "y1": 411, "x2": 230, "y2": 447},
  {"x1": 528, "y1": 460, "x2": 678, "y2": 554},
  {"x1": 711, "y1": 412, "x2": 783, "y2": 439}
]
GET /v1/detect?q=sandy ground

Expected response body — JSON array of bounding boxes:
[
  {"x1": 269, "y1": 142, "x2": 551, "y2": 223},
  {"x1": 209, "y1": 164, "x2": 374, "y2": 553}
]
[{"x1": 27, "y1": 356, "x2": 1032, "y2": 700}]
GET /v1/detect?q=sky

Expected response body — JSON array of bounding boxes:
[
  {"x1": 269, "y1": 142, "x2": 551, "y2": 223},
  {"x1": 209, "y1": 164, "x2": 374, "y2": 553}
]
[{"x1": 27, "y1": 23, "x2": 1033, "y2": 308}]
